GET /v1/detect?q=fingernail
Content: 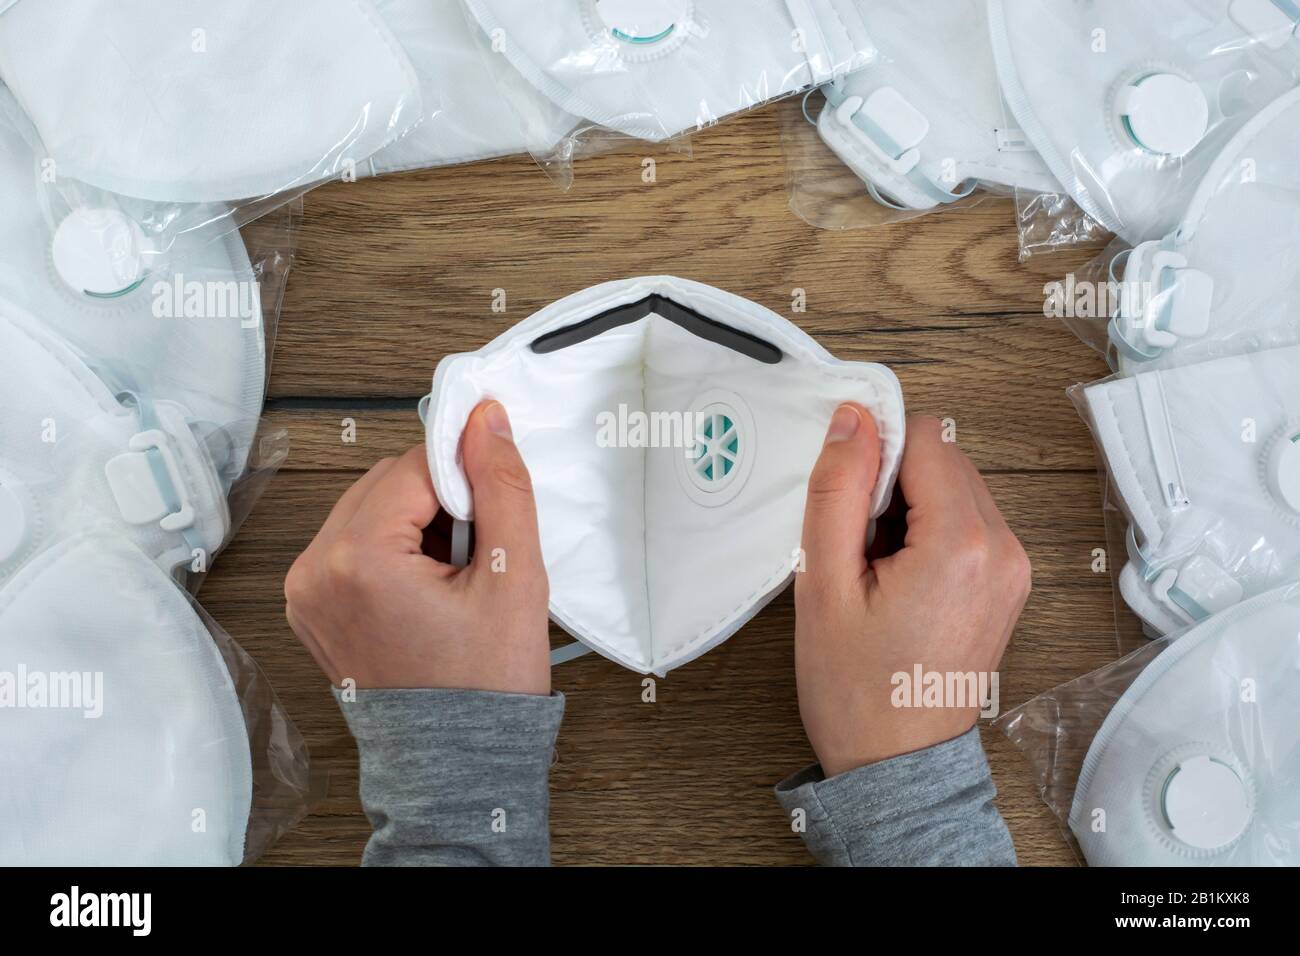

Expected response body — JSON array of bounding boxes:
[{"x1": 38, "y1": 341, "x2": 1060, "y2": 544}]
[
  {"x1": 483, "y1": 401, "x2": 513, "y2": 440},
  {"x1": 825, "y1": 404, "x2": 861, "y2": 444}
]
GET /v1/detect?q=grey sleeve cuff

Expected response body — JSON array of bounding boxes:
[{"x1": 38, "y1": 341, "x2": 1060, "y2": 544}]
[
  {"x1": 333, "y1": 687, "x2": 566, "y2": 867},
  {"x1": 774, "y1": 726, "x2": 1016, "y2": 867}
]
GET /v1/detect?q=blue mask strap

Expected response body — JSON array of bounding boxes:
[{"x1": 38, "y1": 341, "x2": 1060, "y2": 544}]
[
  {"x1": 1270, "y1": 0, "x2": 1300, "y2": 28},
  {"x1": 550, "y1": 642, "x2": 594, "y2": 665}
]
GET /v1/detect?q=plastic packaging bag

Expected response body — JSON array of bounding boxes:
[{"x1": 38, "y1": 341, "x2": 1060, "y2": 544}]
[
  {"x1": 0, "y1": 0, "x2": 425, "y2": 252},
  {"x1": 360, "y1": 0, "x2": 576, "y2": 177},
  {"x1": 1013, "y1": 187, "x2": 1109, "y2": 261},
  {"x1": 780, "y1": 92, "x2": 991, "y2": 230},
  {"x1": 0, "y1": 82, "x2": 310, "y2": 861},
  {"x1": 1057, "y1": 85, "x2": 1300, "y2": 374},
  {"x1": 460, "y1": 0, "x2": 877, "y2": 185},
  {"x1": 0, "y1": 295, "x2": 305, "y2": 863},
  {"x1": 988, "y1": 0, "x2": 1300, "y2": 246},
  {"x1": 0, "y1": 529, "x2": 316, "y2": 866},
  {"x1": 998, "y1": 581, "x2": 1300, "y2": 866},
  {"x1": 781, "y1": 0, "x2": 1062, "y2": 229},
  {"x1": 0, "y1": 283, "x2": 306, "y2": 863},
  {"x1": 1069, "y1": 344, "x2": 1300, "y2": 638}
]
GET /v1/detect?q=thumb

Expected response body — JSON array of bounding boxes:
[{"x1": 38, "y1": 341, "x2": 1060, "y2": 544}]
[
  {"x1": 800, "y1": 403, "x2": 882, "y2": 589},
  {"x1": 460, "y1": 400, "x2": 545, "y2": 580}
]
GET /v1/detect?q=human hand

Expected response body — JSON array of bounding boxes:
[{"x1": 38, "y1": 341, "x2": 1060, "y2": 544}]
[
  {"x1": 794, "y1": 409, "x2": 1031, "y2": 777},
  {"x1": 284, "y1": 400, "x2": 551, "y2": 695}
]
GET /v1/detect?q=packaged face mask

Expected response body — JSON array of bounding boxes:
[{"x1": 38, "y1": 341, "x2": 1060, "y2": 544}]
[
  {"x1": 0, "y1": 0, "x2": 422, "y2": 202},
  {"x1": 815, "y1": 0, "x2": 1060, "y2": 210},
  {"x1": 1070, "y1": 584, "x2": 1300, "y2": 866},
  {"x1": 364, "y1": 0, "x2": 577, "y2": 175},
  {"x1": 461, "y1": 0, "x2": 875, "y2": 143},
  {"x1": 0, "y1": 88, "x2": 266, "y2": 482},
  {"x1": 1110, "y1": 86, "x2": 1300, "y2": 373},
  {"x1": 989, "y1": 0, "x2": 1300, "y2": 244},
  {"x1": 0, "y1": 300, "x2": 231, "y2": 581},
  {"x1": 1081, "y1": 344, "x2": 1300, "y2": 634},
  {"x1": 422, "y1": 276, "x2": 905, "y2": 676},
  {"x1": 0, "y1": 531, "x2": 252, "y2": 866}
]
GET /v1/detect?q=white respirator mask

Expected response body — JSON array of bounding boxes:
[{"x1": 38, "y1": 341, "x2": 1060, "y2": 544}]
[
  {"x1": 1109, "y1": 85, "x2": 1300, "y2": 373},
  {"x1": 1070, "y1": 584, "x2": 1300, "y2": 866},
  {"x1": 0, "y1": 86, "x2": 266, "y2": 483},
  {"x1": 1082, "y1": 344, "x2": 1300, "y2": 634},
  {"x1": 422, "y1": 276, "x2": 905, "y2": 676},
  {"x1": 0, "y1": 300, "x2": 231, "y2": 583},
  {"x1": 0, "y1": 531, "x2": 252, "y2": 866},
  {"x1": 364, "y1": 0, "x2": 578, "y2": 175},
  {"x1": 989, "y1": 0, "x2": 1300, "y2": 244},
  {"x1": 0, "y1": 0, "x2": 422, "y2": 202},
  {"x1": 814, "y1": 0, "x2": 1060, "y2": 211},
  {"x1": 461, "y1": 0, "x2": 875, "y2": 142}
]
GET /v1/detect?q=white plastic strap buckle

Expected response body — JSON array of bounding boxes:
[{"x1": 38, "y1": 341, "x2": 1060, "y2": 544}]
[
  {"x1": 1126, "y1": 528, "x2": 1243, "y2": 623},
  {"x1": 832, "y1": 87, "x2": 928, "y2": 176},
  {"x1": 1153, "y1": 555, "x2": 1245, "y2": 622},
  {"x1": 105, "y1": 428, "x2": 198, "y2": 536},
  {"x1": 1114, "y1": 240, "x2": 1214, "y2": 357},
  {"x1": 821, "y1": 84, "x2": 974, "y2": 208}
]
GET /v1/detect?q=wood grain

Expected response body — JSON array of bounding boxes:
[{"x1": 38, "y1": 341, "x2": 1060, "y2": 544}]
[{"x1": 202, "y1": 101, "x2": 1130, "y2": 866}]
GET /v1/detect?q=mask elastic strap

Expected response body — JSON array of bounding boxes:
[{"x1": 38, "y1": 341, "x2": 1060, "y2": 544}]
[
  {"x1": 821, "y1": 80, "x2": 977, "y2": 208},
  {"x1": 800, "y1": 89, "x2": 820, "y2": 127},
  {"x1": 449, "y1": 518, "x2": 471, "y2": 569},
  {"x1": 550, "y1": 642, "x2": 593, "y2": 665},
  {"x1": 1270, "y1": 0, "x2": 1300, "y2": 29}
]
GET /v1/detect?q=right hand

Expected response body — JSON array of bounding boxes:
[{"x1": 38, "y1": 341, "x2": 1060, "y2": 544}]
[{"x1": 794, "y1": 410, "x2": 1031, "y2": 777}]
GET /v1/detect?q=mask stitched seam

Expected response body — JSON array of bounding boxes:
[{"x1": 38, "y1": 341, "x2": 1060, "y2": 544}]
[
  {"x1": 1093, "y1": 383, "x2": 1167, "y2": 552},
  {"x1": 4, "y1": 305, "x2": 122, "y2": 416}
]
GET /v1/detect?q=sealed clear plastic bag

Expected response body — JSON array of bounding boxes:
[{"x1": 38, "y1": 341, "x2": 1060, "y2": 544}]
[
  {"x1": 998, "y1": 581, "x2": 1300, "y2": 866},
  {"x1": 1070, "y1": 345, "x2": 1300, "y2": 637},
  {"x1": 0, "y1": 528, "x2": 316, "y2": 866},
  {"x1": 1065, "y1": 85, "x2": 1300, "y2": 374},
  {"x1": 0, "y1": 0, "x2": 425, "y2": 250},
  {"x1": 0, "y1": 262, "x2": 301, "y2": 864},
  {"x1": 779, "y1": 95, "x2": 989, "y2": 230},
  {"x1": 363, "y1": 0, "x2": 576, "y2": 177},
  {"x1": 782, "y1": 0, "x2": 1062, "y2": 229},
  {"x1": 988, "y1": 0, "x2": 1300, "y2": 246},
  {"x1": 460, "y1": 0, "x2": 878, "y2": 181},
  {"x1": 0, "y1": 297, "x2": 290, "y2": 592}
]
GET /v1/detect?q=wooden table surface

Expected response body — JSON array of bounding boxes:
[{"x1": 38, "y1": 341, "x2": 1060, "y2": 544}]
[{"x1": 199, "y1": 101, "x2": 1127, "y2": 866}]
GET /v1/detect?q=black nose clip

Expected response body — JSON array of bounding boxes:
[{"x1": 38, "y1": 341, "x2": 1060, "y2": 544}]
[{"x1": 529, "y1": 293, "x2": 784, "y2": 365}]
